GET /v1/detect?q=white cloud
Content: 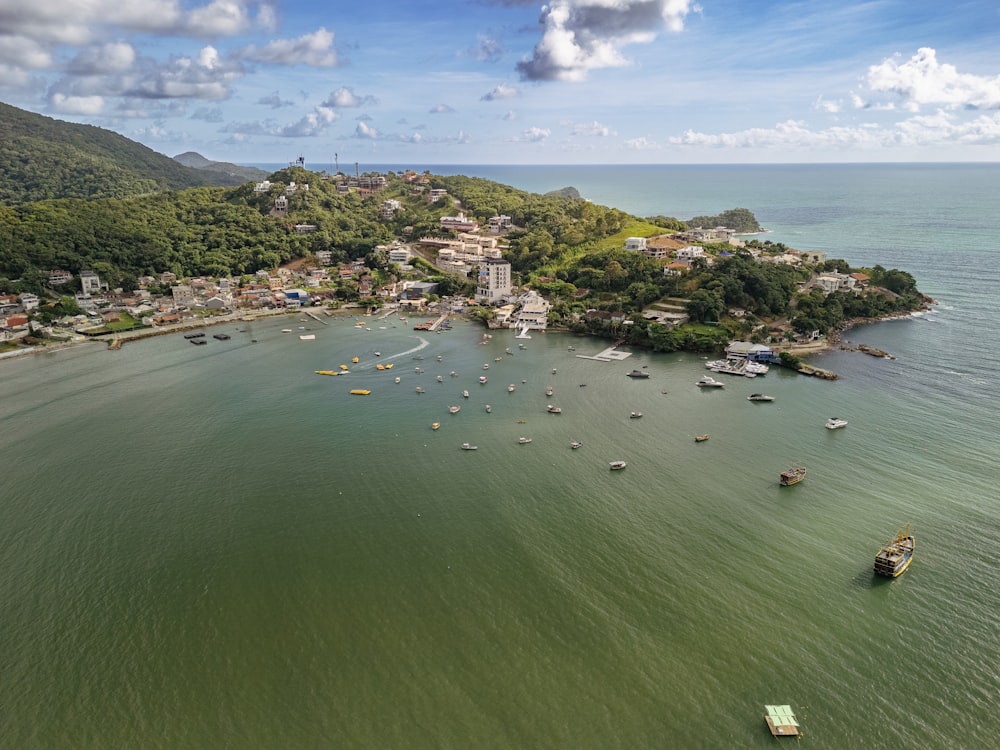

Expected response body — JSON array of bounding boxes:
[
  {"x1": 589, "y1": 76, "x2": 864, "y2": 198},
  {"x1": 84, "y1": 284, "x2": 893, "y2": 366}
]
[
  {"x1": 355, "y1": 120, "x2": 379, "y2": 139},
  {"x1": 624, "y1": 136, "x2": 658, "y2": 150},
  {"x1": 482, "y1": 83, "x2": 519, "y2": 101},
  {"x1": 568, "y1": 119, "x2": 615, "y2": 136},
  {"x1": 858, "y1": 48, "x2": 1000, "y2": 112},
  {"x1": 49, "y1": 93, "x2": 106, "y2": 115},
  {"x1": 238, "y1": 27, "x2": 337, "y2": 67},
  {"x1": 430, "y1": 103, "x2": 455, "y2": 114},
  {"x1": 322, "y1": 86, "x2": 376, "y2": 108},
  {"x1": 184, "y1": 0, "x2": 252, "y2": 37},
  {"x1": 517, "y1": 0, "x2": 693, "y2": 82},
  {"x1": 510, "y1": 126, "x2": 550, "y2": 142}
]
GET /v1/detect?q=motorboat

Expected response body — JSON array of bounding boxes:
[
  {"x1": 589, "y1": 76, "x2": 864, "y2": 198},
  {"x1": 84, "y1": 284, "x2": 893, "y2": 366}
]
[
  {"x1": 630, "y1": 411, "x2": 643, "y2": 419},
  {"x1": 570, "y1": 441, "x2": 583, "y2": 449},
  {"x1": 694, "y1": 434, "x2": 710, "y2": 442},
  {"x1": 483, "y1": 363, "x2": 490, "y2": 370},
  {"x1": 507, "y1": 384, "x2": 516, "y2": 393},
  {"x1": 485, "y1": 404, "x2": 492, "y2": 413},
  {"x1": 449, "y1": 405, "x2": 461, "y2": 414},
  {"x1": 609, "y1": 461, "x2": 627, "y2": 470},
  {"x1": 437, "y1": 375, "x2": 444, "y2": 382},
  {"x1": 394, "y1": 377, "x2": 401, "y2": 384},
  {"x1": 479, "y1": 375, "x2": 488, "y2": 384},
  {"x1": 626, "y1": 369, "x2": 649, "y2": 378},
  {"x1": 545, "y1": 386, "x2": 554, "y2": 396},
  {"x1": 518, "y1": 437, "x2": 532, "y2": 444},
  {"x1": 747, "y1": 393, "x2": 775, "y2": 402},
  {"x1": 415, "y1": 386, "x2": 425, "y2": 393},
  {"x1": 697, "y1": 376, "x2": 724, "y2": 388},
  {"x1": 431, "y1": 422, "x2": 440, "y2": 430},
  {"x1": 546, "y1": 404, "x2": 562, "y2": 414},
  {"x1": 779, "y1": 466, "x2": 807, "y2": 486},
  {"x1": 461, "y1": 443, "x2": 478, "y2": 450},
  {"x1": 825, "y1": 417, "x2": 848, "y2": 429},
  {"x1": 463, "y1": 390, "x2": 470, "y2": 398}
]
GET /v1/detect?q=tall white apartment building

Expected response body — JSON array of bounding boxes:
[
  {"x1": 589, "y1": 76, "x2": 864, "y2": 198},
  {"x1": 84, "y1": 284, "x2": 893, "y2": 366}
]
[{"x1": 476, "y1": 258, "x2": 511, "y2": 304}]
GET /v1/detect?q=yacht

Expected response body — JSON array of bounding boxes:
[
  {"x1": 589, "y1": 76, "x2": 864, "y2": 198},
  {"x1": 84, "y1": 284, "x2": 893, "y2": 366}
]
[
  {"x1": 825, "y1": 417, "x2": 848, "y2": 429},
  {"x1": 546, "y1": 404, "x2": 562, "y2": 414},
  {"x1": 697, "y1": 376, "x2": 725, "y2": 388},
  {"x1": 570, "y1": 441, "x2": 583, "y2": 449},
  {"x1": 747, "y1": 393, "x2": 775, "y2": 402},
  {"x1": 518, "y1": 437, "x2": 533, "y2": 444}
]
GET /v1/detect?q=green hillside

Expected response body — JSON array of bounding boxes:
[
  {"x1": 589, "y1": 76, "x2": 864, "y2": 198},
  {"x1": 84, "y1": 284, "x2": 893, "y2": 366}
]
[{"x1": 0, "y1": 102, "x2": 243, "y2": 205}]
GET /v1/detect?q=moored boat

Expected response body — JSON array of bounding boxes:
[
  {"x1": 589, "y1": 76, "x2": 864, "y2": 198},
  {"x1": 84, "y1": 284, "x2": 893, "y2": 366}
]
[
  {"x1": 764, "y1": 705, "x2": 801, "y2": 737},
  {"x1": 518, "y1": 437, "x2": 532, "y2": 444},
  {"x1": 826, "y1": 417, "x2": 848, "y2": 429},
  {"x1": 747, "y1": 393, "x2": 774, "y2": 402},
  {"x1": 507, "y1": 384, "x2": 516, "y2": 392},
  {"x1": 609, "y1": 460, "x2": 627, "y2": 470},
  {"x1": 349, "y1": 389, "x2": 370, "y2": 395},
  {"x1": 461, "y1": 443, "x2": 478, "y2": 450},
  {"x1": 479, "y1": 375, "x2": 488, "y2": 384},
  {"x1": 626, "y1": 369, "x2": 649, "y2": 378},
  {"x1": 546, "y1": 404, "x2": 562, "y2": 414},
  {"x1": 431, "y1": 422, "x2": 440, "y2": 430},
  {"x1": 570, "y1": 441, "x2": 583, "y2": 449},
  {"x1": 448, "y1": 405, "x2": 461, "y2": 414},
  {"x1": 697, "y1": 376, "x2": 724, "y2": 388},
  {"x1": 630, "y1": 411, "x2": 642, "y2": 419},
  {"x1": 463, "y1": 390, "x2": 470, "y2": 398},
  {"x1": 695, "y1": 434, "x2": 709, "y2": 442},
  {"x1": 874, "y1": 525, "x2": 915, "y2": 577},
  {"x1": 779, "y1": 466, "x2": 806, "y2": 486}
]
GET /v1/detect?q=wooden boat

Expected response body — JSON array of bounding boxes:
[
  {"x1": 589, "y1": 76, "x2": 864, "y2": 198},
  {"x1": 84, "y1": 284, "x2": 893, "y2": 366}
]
[
  {"x1": 349, "y1": 389, "x2": 370, "y2": 396},
  {"x1": 694, "y1": 434, "x2": 709, "y2": 442},
  {"x1": 874, "y1": 525, "x2": 915, "y2": 577},
  {"x1": 779, "y1": 466, "x2": 806, "y2": 486}
]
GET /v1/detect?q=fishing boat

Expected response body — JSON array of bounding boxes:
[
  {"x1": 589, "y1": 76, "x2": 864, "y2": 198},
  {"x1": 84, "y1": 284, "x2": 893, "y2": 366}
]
[
  {"x1": 826, "y1": 417, "x2": 848, "y2": 429},
  {"x1": 609, "y1": 461, "x2": 627, "y2": 470},
  {"x1": 340, "y1": 364, "x2": 349, "y2": 371},
  {"x1": 352, "y1": 357, "x2": 359, "y2": 363},
  {"x1": 184, "y1": 332, "x2": 205, "y2": 339},
  {"x1": 384, "y1": 363, "x2": 393, "y2": 370},
  {"x1": 779, "y1": 466, "x2": 807, "y2": 486},
  {"x1": 518, "y1": 437, "x2": 532, "y2": 444},
  {"x1": 213, "y1": 333, "x2": 230, "y2": 340},
  {"x1": 695, "y1": 434, "x2": 710, "y2": 442},
  {"x1": 874, "y1": 525, "x2": 915, "y2": 577},
  {"x1": 349, "y1": 389, "x2": 370, "y2": 396},
  {"x1": 448, "y1": 405, "x2": 461, "y2": 414},
  {"x1": 461, "y1": 443, "x2": 478, "y2": 451},
  {"x1": 377, "y1": 364, "x2": 385, "y2": 371},
  {"x1": 431, "y1": 422, "x2": 440, "y2": 430}
]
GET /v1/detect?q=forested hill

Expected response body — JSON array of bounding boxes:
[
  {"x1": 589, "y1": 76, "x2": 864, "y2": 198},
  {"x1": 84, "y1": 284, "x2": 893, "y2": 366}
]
[{"x1": 0, "y1": 102, "x2": 243, "y2": 205}]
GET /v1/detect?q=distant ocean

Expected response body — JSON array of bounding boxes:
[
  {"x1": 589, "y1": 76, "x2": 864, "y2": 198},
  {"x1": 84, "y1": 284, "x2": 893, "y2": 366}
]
[{"x1": 3, "y1": 164, "x2": 999, "y2": 748}]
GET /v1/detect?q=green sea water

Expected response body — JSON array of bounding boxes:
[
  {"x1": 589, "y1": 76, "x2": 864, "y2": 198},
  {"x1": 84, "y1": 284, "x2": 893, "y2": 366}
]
[{"x1": 4, "y1": 164, "x2": 1000, "y2": 748}]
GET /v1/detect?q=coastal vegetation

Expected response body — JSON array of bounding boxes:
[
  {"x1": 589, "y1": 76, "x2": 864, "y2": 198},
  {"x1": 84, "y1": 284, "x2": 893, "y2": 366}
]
[{"x1": 0, "y1": 102, "x2": 929, "y2": 354}]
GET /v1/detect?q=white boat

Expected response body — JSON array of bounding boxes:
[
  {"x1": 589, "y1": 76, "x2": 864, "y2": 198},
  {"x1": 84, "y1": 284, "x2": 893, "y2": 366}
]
[
  {"x1": 479, "y1": 376, "x2": 488, "y2": 384},
  {"x1": 826, "y1": 417, "x2": 848, "y2": 429},
  {"x1": 485, "y1": 404, "x2": 492, "y2": 413},
  {"x1": 461, "y1": 443, "x2": 478, "y2": 450},
  {"x1": 449, "y1": 405, "x2": 461, "y2": 414},
  {"x1": 747, "y1": 393, "x2": 774, "y2": 402},
  {"x1": 697, "y1": 376, "x2": 725, "y2": 388},
  {"x1": 518, "y1": 437, "x2": 532, "y2": 444},
  {"x1": 507, "y1": 384, "x2": 516, "y2": 393},
  {"x1": 609, "y1": 460, "x2": 627, "y2": 470},
  {"x1": 436, "y1": 375, "x2": 444, "y2": 382},
  {"x1": 450, "y1": 371, "x2": 458, "y2": 377},
  {"x1": 394, "y1": 376, "x2": 401, "y2": 384},
  {"x1": 571, "y1": 441, "x2": 583, "y2": 449},
  {"x1": 281, "y1": 328, "x2": 292, "y2": 333},
  {"x1": 546, "y1": 404, "x2": 562, "y2": 414},
  {"x1": 299, "y1": 334, "x2": 315, "y2": 340},
  {"x1": 545, "y1": 386, "x2": 554, "y2": 396},
  {"x1": 463, "y1": 390, "x2": 470, "y2": 398},
  {"x1": 483, "y1": 363, "x2": 490, "y2": 370},
  {"x1": 415, "y1": 386, "x2": 425, "y2": 393},
  {"x1": 630, "y1": 411, "x2": 643, "y2": 419}
]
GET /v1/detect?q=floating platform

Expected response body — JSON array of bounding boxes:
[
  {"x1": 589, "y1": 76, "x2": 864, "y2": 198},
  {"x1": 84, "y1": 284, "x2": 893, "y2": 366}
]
[{"x1": 764, "y1": 705, "x2": 800, "y2": 737}]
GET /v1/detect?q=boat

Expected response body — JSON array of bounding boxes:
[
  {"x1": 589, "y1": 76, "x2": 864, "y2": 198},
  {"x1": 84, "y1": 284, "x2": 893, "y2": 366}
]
[
  {"x1": 281, "y1": 328, "x2": 292, "y2": 333},
  {"x1": 695, "y1": 434, "x2": 710, "y2": 442},
  {"x1": 495, "y1": 356, "x2": 503, "y2": 362},
  {"x1": 213, "y1": 333, "x2": 230, "y2": 340},
  {"x1": 340, "y1": 364, "x2": 349, "y2": 371},
  {"x1": 190, "y1": 338, "x2": 207, "y2": 345},
  {"x1": 299, "y1": 334, "x2": 315, "y2": 340},
  {"x1": 483, "y1": 363, "x2": 490, "y2": 370},
  {"x1": 779, "y1": 466, "x2": 807, "y2": 486},
  {"x1": 352, "y1": 357, "x2": 359, "y2": 363},
  {"x1": 461, "y1": 443, "x2": 478, "y2": 450},
  {"x1": 696, "y1": 376, "x2": 725, "y2": 388},
  {"x1": 517, "y1": 419, "x2": 526, "y2": 424},
  {"x1": 552, "y1": 368, "x2": 557, "y2": 374},
  {"x1": 436, "y1": 355, "x2": 443, "y2": 361},
  {"x1": 377, "y1": 364, "x2": 386, "y2": 371},
  {"x1": 485, "y1": 404, "x2": 491, "y2": 413},
  {"x1": 570, "y1": 441, "x2": 583, "y2": 449},
  {"x1": 609, "y1": 461, "x2": 627, "y2": 470},
  {"x1": 183, "y1": 332, "x2": 205, "y2": 339},
  {"x1": 764, "y1": 705, "x2": 801, "y2": 738},
  {"x1": 546, "y1": 404, "x2": 562, "y2": 414},
  {"x1": 463, "y1": 390, "x2": 470, "y2": 398},
  {"x1": 394, "y1": 376, "x2": 401, "y2": 384},
  {"x1": 349, "y1": 389, "x2": 370, "y2": 395},
  {"x1": 507, "y1": 384, "x2": 516, "y2": 393},
  {"x1": 518, "y1": 437, "x2": 532, "y2": 444},
  {"x1": 448, "y1": 405, "x2": 461, "y2": 414},
  {"x1": 630, "y1": 411, "x2": 642, "y2": 419},
  {"x1": 519, "y1": 343, "x2": 527, "y2": 349},
  {"x1": 374, "y1": 351, "x2": 381, "y2": 357},
  {"x1": 747, "y1": 393, "x2": 775, "y2": 402},
  {"x1": 545, "y1": 386, "x2": 553, "y2": 396},
  {"x1": 479, "y1": 376, "x2": 488, "y2": 384},
  {"x1": 384, "y1": 363, "x2": 393, "y2": 370},
  {"x1": 436, "y1": 375, "x2": 443, "y2": 382},
  {"x1": 431, "y1": 422, "x2": 440, "y2": 430},
  {"x1": 626, "y1": 369, "x2": 649, "y2": 378},
  {"x1": 826, "y1": 417, "x2": 849, "y2": 429},
  {"x1": 874, "y1": 525, "x2": 915, "y2": 577},
  {"x1": 450, "y1": 371, "x2": 458, "y2": 377},
  {"x1": 315, "y1": 370, "x2": 338, "y2": 376},
  {"x1": 414, "y1": 367, "x2": 423, "y2": 373},
  {"x1": 415, "y1": 386, "x2": 425, "y2": 393}
]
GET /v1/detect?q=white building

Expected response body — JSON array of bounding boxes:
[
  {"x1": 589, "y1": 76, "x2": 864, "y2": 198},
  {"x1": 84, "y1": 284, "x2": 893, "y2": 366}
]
[
  {"x1": 675, "y1": 246, "x2": 706, "y2": 262},
  {"x1": 171, "y1": 285, "x2": 195, "y2": 309},
  {"x1": 624, "y1": 237, "x2": 647, "y2": 253},
  {"x1": 440, "y1": 213, "x2": 479, "y2": 233},
  {"x1": 476, "y1": 258, "x2": 511, "y2": 304},
  {"x1": 79, "y1": 270, "x2": 103, "y2": 295},
  {"x1": 514, "y1": 291, "x2": 551, "y2": 331},
  {"x1": 487, "y1": 215, "x2": 512, "y2": 234}
]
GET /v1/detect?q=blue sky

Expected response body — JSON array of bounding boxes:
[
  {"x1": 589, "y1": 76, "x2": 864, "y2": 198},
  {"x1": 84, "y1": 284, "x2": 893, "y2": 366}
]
[{"x1": 2, "y1": 0, "x2": 1000, "y2": 165}]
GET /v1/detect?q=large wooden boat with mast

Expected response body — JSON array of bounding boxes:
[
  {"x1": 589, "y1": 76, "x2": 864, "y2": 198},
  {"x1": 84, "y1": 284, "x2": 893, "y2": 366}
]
[{"x1": 874, "y1": 525, "x2": 915, "y2": 577}]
